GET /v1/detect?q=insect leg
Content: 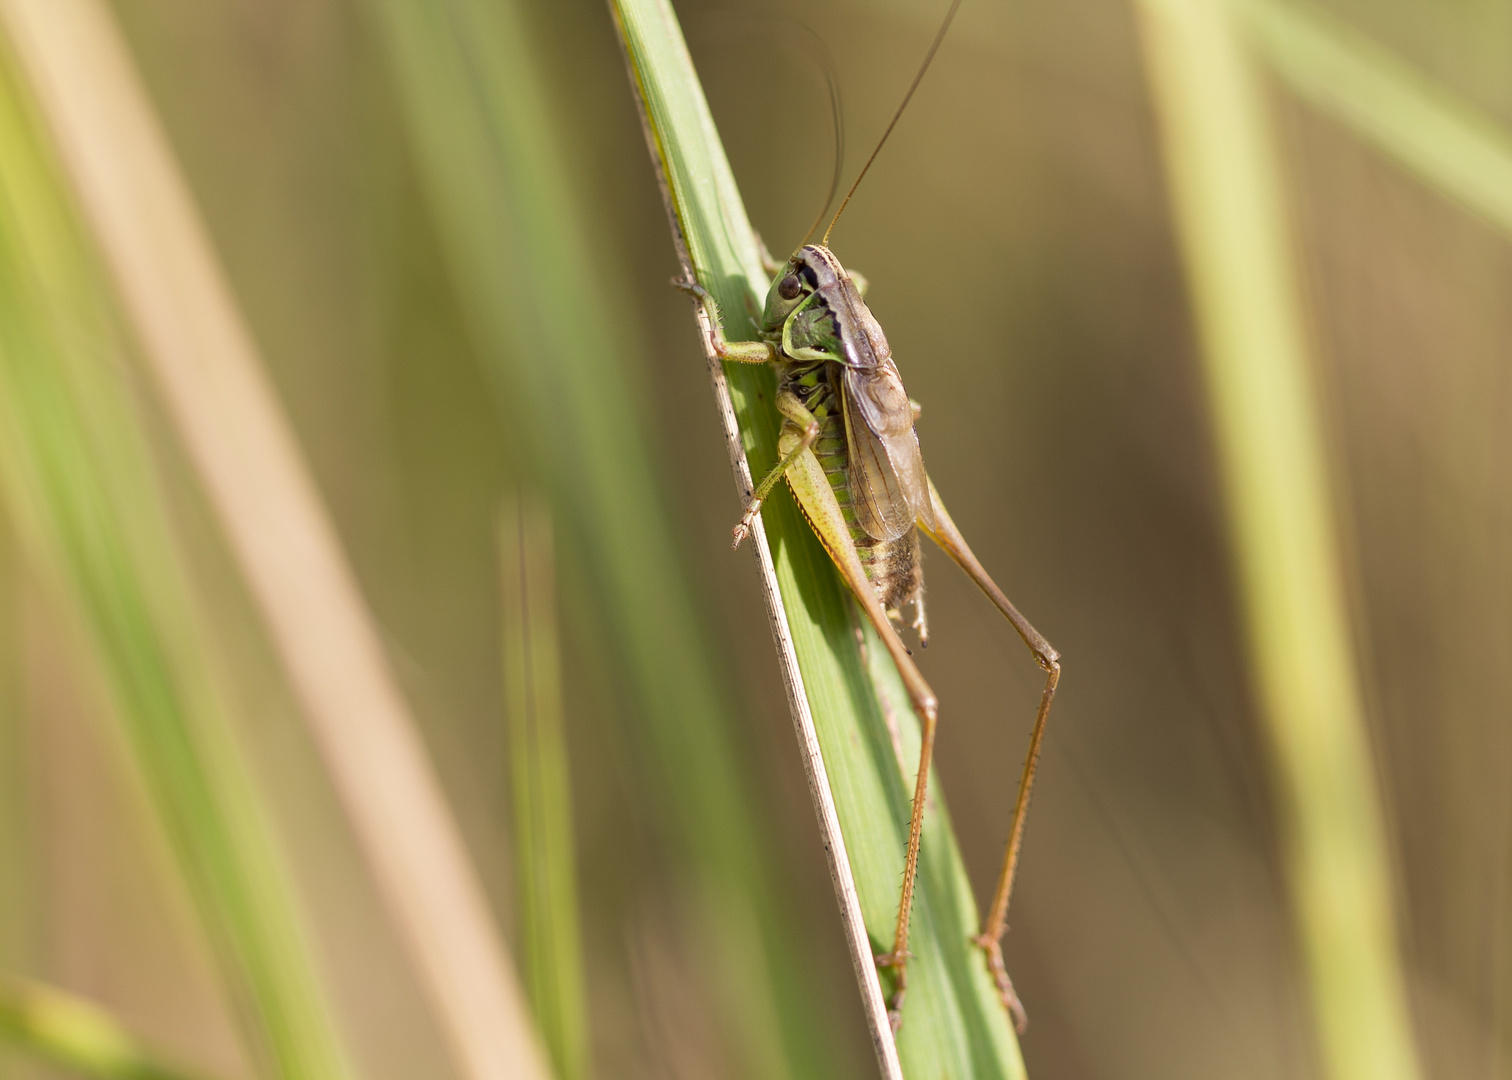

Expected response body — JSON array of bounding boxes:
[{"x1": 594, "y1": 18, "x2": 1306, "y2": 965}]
[
  {"x1": 731, "y1": 391, "x2": 819, "y2": 549},
  {"x1": 673, "y1": 278, "x2": 777, "y2": 364},
  {"x1": 781, "y1": 444, "x2": 938, "y2": 1027},
  {"x1": 919, "y1": 478, "x2": 1060, "y2": 1033}
]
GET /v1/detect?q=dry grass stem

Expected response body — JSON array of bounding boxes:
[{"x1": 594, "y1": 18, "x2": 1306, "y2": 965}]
[
  {"x1": 1135, "y1": 2, "x2": 1424, "y2": 1077},
  {"x1": 0, "y1": 2, "x2": 549, "y2": 1077}
]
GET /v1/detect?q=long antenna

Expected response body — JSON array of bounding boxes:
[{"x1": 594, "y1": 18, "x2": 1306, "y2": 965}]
[
  {"x1": 798, "y1": 26, "x2": 846, "y2": 247},
  {"x1": 821, "y1": 0, "x2": 964, "y2": 248}
]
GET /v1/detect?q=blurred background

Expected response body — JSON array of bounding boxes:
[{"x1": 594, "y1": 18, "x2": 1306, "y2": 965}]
[{"x1": 0, "y1": 1, "x2": 1507, "y2": 1079}]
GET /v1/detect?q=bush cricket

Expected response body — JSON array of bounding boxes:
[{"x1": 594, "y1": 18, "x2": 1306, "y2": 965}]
[{"x1": 677, "y1": 0, "x2": 1060, "y2": 1034}]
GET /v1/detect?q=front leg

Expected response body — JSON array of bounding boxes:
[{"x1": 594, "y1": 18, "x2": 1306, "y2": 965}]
[{"x1": 674, "y1": 277, "x2": 777, "y2": 365}]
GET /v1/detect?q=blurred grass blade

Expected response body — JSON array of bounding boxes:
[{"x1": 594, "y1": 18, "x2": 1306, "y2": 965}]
[
  {"x1": 1133, "y1": 3, "x2": 1423, "y2": 1079},
  {"x1": 612, "y1": 1, "x2": 1029, "y2": 1076},
  {"x1": 0, "y1": 2, "x2": 552, "y2": 1078},
  {"x1": 356, "y1": 1, "x2": 849, "y2": 1077},
  {"x1": 0, "y1": 980, "x2": 221, "y2": 1080},
  {"x1": 499, "y1": 496, "x2": 588, "y2": 1080},
  {"x1": 1238, "y1": 0, "x2": 1512, "y2": 237},
  {"x1": 0, "y1": 33, "x2": 351, "y2": 1080},
  {"x1": 0, "y1": 520, "x2": 28, "y2": 983}
]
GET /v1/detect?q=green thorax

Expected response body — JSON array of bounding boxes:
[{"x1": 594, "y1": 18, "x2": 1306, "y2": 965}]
[{"x1": 758, "y1": 245, "x2": 891, "y2": 370}]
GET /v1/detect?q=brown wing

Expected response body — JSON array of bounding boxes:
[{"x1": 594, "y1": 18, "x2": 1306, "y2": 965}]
[{"x1": 842, "y1": 361, "x2": 934, "y2": 541}]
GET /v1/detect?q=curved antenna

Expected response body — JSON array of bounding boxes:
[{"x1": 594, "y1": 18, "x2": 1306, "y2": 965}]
[
  {"x1": 688, "y1": 14, "x2": 846, "y2": 254},
  {"x1": 821, "y1": 0, "x2": 965, "y2": 248},
  {"x1": 797, "y1": 26, "x2": 846, "y2": 247}
]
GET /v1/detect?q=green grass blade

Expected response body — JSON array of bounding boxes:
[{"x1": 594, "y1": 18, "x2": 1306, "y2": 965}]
[
  {"x1": 499, "y1": 496, "x2": 588, "y2": 1080},
  {"x1": 356, "y1": 1, "x2": 851, "y2": 1077},
  {"x1": 611, "y1": 1, "x2": 1029, "y2": 1076},
  {"x1": 1238, "y1": 0, "x2": 1512, "y2": 238},
  {"x1": 0, "y1": 981, "x2": 222, "y2": 1080},
  {"x1": 0, "y1": 33, "x2": 352, "y2": 1080},
  {"x1": 1133, "y1": 3, "x2": 1423, "y2": 1079}
]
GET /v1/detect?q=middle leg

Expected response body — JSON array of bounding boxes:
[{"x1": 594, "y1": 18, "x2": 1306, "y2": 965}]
[{"x1": 731, "y1": 390, "x2": 820, "y2": 549}]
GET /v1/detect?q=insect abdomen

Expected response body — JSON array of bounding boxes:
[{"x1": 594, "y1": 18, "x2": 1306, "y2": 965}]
[{"x1": 791, "y1": 369, "x2": 922, "y2": 613}]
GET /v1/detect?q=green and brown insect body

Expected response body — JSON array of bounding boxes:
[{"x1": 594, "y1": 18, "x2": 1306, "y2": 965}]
[
  {"x1": 690, "y1": 238, "x2": 1060, "y2": 1032},
  {"x1": 762, "y1": 247, "x2": 929, "y2": 639}
]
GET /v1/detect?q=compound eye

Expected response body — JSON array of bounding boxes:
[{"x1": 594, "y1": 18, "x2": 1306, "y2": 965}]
[{"x1": 777, "y1": 274, "x2": 803, "y2": 301}]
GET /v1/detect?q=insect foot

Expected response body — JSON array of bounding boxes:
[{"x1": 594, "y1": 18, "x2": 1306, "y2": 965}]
[
  {"x1": 669, "y1": 273, "x2": 704, "y2": 297},
  {"x1": 873, "y1": 948, "x2": 911, "y2": 1033},
  {"x1": 731, "y1": 504, "x2": 760, "y2": 549},
  {"x1": 972, "y1": 932, "x2": 1028, "y2": 1034}
]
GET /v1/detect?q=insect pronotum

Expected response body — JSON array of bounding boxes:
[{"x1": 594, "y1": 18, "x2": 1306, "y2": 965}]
[{"x1": 679, "y1": 0, "x2": 1059, "y2": 1033}]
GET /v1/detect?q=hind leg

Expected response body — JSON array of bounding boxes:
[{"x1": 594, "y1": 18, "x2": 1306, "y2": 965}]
[
  {"x1": 919, "y1": 478, "x2": 1060, "y2": 1033},
  {"x1": 781, "y1": 444, "x2": 939, "y2": 1029}
]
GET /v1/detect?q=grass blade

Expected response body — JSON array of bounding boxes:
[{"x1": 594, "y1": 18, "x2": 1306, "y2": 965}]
[
  {"x1": 0, "y1": 516, "x2": 29, "y2": 995},
  {"x1": 0, "y1": 32, "x2": 351, "y2": 1079},
  {"x1": 499, "y1": 496, "x2": 589, "y2": 1080},
  {"x1": 1238, "y1": 0, "x2": 1512, "y2": 238},
  {"x1": 612, "y1": 1, "x2": 1031, "y2": 1076},
  {"x1": 0, "y1": 2, "x2": 552, "y2": 1077},
  {"x1": 355, "y1": 1, "x2": 850, "y2": 1076},
  {"x1": 1133, "y1": 3, "x2": 1424, "y2": 1079},
  {"x1": 0, "y1": 981, "x2": 222, "y2": 1080}
]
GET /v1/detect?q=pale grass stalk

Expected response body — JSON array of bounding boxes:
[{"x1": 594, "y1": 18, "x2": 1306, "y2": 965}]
[
  {"x1": 0, "y1": 2, "x2": 549, "y2": 1078},
  {"x1": 0, "y1": 36, "x2": 350, "y2": 1075},
  {"x1": 1134, "y1": 3, "x2": 1423, "y2": 1079}
]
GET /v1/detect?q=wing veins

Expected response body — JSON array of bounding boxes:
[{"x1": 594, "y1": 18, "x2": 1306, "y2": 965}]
[{"x1": 842, "y1": 365, "x2": 932, "y2": 542}]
